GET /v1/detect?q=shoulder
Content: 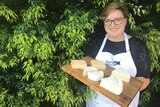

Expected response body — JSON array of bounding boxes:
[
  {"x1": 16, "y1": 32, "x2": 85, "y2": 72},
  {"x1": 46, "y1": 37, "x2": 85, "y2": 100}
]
[
  {"x1": 89, "y1": 33, "x2": 105, "y2": 43},
  {"x1": 85, "y1": 33, "x2": 105, "y2": 58},
  {"x1": 129, "y1": 36, "x2": 150, "y2": 58},
  {"x1": 129, "y1": 36, "x2": 144, "y2": 43},
  {"x1": 87, "y1": 33, "x2": 105, "y2": 48},
  {"x1": 129, "y1": 36, "x2": 147, "y2": 49}
]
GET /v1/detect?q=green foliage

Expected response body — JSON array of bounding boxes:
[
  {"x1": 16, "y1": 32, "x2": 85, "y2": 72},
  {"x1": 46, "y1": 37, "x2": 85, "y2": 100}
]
[
  {"x1": 23, "y1": 3, "x2": 45, "y2": 25},
  {"x1": 0, "y1": 4, "x2": 17, "y2": 22},
  {"x1": 156, "y1": 2, "x2": 160, "y2": 12},
  {"x1": 0, "y1": 0, "x2": 160, "y2": 107},
  {"x1": 93, "y1": 0, "x2": 110, "y2": 7},
  {"x1": 53, "y1": 8, "x2": 98, "y2": 60},
  {"x1": 128, "y1": 2, "x2": 148, "y2": 29},
  {"x1": 0, "y1": 88, "x2": 7, "y2": 107}
]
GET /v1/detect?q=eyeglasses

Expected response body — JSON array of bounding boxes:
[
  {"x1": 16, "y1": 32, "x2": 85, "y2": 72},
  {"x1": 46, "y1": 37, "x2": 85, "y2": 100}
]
[{"x1": 104, "y1": 18, "x2": 124, "y2": 26}]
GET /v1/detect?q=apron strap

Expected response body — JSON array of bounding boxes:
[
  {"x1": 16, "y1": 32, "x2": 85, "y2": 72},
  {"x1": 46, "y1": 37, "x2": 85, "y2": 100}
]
[{"x1": 124, "y1": 33, "x2": 130, "y2": 52}]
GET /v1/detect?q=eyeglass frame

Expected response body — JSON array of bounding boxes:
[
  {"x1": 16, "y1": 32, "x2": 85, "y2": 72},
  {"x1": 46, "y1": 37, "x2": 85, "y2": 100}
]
[{"x1": 103, "y1": 17, "x2": 125, "y2": 26}]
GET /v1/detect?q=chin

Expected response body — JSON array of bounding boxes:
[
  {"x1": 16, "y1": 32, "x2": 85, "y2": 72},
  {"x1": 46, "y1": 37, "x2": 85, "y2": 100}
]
[
  {"x1": 108, "y1": 32, "x2": 119, "y2": 37},
  {"x1": 108, "y1": 31, "x2": 124, "y2": 36}
]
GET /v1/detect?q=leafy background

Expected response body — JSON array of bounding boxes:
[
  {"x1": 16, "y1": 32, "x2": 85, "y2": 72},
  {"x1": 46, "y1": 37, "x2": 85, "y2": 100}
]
[{"x1": 0, "y1": 0, "x2": 160, "y2": 107}]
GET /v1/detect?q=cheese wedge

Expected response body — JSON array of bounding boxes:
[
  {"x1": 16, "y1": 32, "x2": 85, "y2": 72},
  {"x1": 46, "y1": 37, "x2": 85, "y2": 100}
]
[
  {"x1": 91, "y1": 60, "x2": 106, "y2": 70},
  {"x1": 100, "y1": 76, "x2": 123, "y2": 95},
  {"x1": 83, "y1": 66, "x2": 98, "y2": 76},
  {"x1": 88, "y1": 71, "x2": 104, "y2": 81},
  {"x1": 71, "y1": 60, "x2": 87, "y2": 70},
  {"x1": 111, "y1": 67, "x2": 131, "y2": 82}
]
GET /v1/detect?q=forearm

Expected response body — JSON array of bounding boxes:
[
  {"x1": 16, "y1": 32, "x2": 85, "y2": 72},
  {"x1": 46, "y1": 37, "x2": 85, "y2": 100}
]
[{"x1": 136, "y1": 77, "x2": 150, "y2": 91}]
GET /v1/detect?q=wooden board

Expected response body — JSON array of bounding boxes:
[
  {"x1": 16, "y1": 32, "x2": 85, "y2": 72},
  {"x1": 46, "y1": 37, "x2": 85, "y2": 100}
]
[{"x1": 61, "y1": 56, "x2": 143, "y2": 107}]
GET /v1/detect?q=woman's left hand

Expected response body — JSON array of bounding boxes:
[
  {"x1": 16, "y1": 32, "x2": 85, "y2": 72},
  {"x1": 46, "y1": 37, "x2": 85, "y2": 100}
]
[{"x1": 136, "y1": 76, "x2": 150, "y2": 91}]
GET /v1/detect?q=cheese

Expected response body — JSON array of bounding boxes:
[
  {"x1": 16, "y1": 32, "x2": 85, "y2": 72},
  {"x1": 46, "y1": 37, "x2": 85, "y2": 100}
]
[
  {"x1": 91, "y1": 60, "x2": 106, "y2": 70},
  {"x1": 111, "y1": 67, "x2": 131, "y2": 82},
  {"x1": 100, "y1": 76, "x2": 123, "y2": 95},
  {"x1": 83, "y1": 66, "x2": 98, "y2": 76},
  {"x1": 71, "y1": 60, "x2": 87, "y2": 70},
  {"x1": 88, "y1": 71, "x2": 104, "y2": 81}
]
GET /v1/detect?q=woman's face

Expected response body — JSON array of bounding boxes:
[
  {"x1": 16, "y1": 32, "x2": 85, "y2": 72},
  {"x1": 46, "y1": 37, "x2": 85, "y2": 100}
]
[{"x1": 104, "y1": 9, "x2": 127, "y2": 39}]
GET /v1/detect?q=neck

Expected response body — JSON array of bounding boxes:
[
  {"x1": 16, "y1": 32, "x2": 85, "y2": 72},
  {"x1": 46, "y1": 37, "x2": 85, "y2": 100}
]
[{"x1": 107, "y1": 33, "x2": 125, "y2": 42}]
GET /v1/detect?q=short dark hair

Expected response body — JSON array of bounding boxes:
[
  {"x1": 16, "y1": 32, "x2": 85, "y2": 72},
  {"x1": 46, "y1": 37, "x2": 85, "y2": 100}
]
[{"x1": 100, "y1": 2, "x2": 129, "y2": 21}]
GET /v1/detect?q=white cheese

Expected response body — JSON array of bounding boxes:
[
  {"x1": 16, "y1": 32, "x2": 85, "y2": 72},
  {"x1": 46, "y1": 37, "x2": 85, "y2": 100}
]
[
  {"x1": 100, "y1": 76, "x2": 123, "y2": 95},
  {"x1": 83, "y1": 66, "x2": 98, "y2": 76},
  {"x1": 111, "y1": 67, "x2": 131, "y2": 82},
  {"x1": 88, "y1": 71, "x2": 104, "y2": 81},
  {"x1": 91, "y1": 60, "x2": 106, "y2": 70}
]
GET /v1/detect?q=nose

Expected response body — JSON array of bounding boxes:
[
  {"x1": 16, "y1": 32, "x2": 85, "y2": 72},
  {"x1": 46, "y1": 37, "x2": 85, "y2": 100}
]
[
  {"x1": 110, "y1": 21, "x2": 116, "y2": 26},
  {"x1": 110, "y1": 20, "x2": 116, "y2": 26}
]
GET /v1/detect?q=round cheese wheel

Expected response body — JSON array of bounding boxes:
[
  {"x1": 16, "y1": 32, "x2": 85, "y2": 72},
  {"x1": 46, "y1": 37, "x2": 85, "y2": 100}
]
[
  {"x1": 83, "y1": 66, "x2": 98, "y2": 76},
  {"x1": 88, "y1": 71, "x2": 104, "y2": 81}
]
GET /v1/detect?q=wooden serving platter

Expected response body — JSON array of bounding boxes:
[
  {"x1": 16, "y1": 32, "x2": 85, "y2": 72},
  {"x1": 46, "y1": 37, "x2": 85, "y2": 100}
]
[{"x1": 61, "y1": 56, "x2": 143, "y2": 107}]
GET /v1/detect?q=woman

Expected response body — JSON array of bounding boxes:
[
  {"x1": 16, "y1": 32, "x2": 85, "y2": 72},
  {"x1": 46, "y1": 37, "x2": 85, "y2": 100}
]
[{"x1": 85, "y1": 2, "x2": 151, "y2": 107}]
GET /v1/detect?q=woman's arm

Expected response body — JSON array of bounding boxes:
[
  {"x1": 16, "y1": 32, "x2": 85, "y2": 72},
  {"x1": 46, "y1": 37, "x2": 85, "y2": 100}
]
[{"x1": 131, "y1": 38, "x2": 151, "y2": 91}]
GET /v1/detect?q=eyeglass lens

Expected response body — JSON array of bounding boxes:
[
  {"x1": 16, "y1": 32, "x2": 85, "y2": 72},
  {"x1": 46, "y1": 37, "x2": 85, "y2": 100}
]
[{"x1": 104, "y1": 18, "x2": 123, "y2": 26}]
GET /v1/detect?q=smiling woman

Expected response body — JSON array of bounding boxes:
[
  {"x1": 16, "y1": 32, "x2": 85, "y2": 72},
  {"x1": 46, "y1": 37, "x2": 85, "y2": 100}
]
[
  {"x1": 99, "y1": 2, "x2": 129, "y2": 42},
  {"x1": 85, "y1": 1, "x2": 151, "y2": 107},
  {"x1": 0, "y1": 0, "x2": 159, "y2": 107}
]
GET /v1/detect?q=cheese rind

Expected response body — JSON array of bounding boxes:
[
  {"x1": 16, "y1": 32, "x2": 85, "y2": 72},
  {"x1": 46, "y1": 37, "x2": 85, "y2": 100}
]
[
  {"x1": 111, "y1": 67, "x2": 131, "y2": 82},
  {"x1": 83, "y1": 66, "x2": 98, "y2": 76},
  {"x1": 91, "y1": 60, "x2": 106, "y2": 70},
  {"x1": 88, "y1": 71, "x2": 104, "y2": 81},
  {"x1": 100, "y1": 76, "x2": 123, "y2": 95},
  {"x1": 71, "y1": 60, "x2": 87, "y2": 70}
]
